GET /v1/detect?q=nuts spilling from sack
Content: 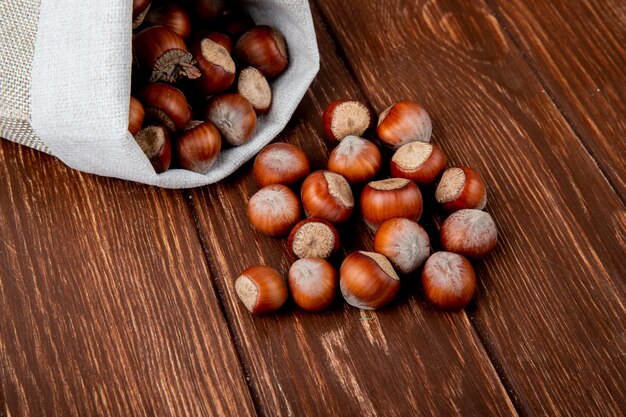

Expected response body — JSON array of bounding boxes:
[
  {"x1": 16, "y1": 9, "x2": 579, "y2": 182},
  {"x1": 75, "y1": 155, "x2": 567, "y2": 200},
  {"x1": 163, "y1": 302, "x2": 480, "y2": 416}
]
[
  {"x1": 130, "y1": 0, "x2": 288, "y2": 174},
  {"x1": 238, "y1": 100, "x2": 499, "y2": 314}
]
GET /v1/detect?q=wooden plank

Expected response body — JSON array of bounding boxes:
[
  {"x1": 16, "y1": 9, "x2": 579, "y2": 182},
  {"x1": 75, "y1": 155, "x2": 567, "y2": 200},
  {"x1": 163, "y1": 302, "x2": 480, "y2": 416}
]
[
  {"x1": 188, "y1": 11, "x2": 518, "y2": 417},
  {"x1": 487, "y1": 0, "x2": 626, "y2": 200},
  {"x1": 0, "y1": 141, "x2": 255, "y2": 417},
  {"x1": 313, "y1": 0, "x2": 626, "y2": 416}
]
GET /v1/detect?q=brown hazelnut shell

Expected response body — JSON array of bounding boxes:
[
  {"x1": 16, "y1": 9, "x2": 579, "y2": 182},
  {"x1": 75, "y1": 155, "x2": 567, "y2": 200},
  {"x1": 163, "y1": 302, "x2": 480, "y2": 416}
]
[{"x1": 340, "y1": 251, "x2": 400, "y2": 310}]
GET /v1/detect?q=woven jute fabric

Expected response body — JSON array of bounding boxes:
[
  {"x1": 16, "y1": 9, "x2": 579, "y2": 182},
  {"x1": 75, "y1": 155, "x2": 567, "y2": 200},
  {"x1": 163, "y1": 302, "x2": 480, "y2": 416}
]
[
  {"x1": 0, "y1": 0, "x2": 50, "y2": 153},
  {"x1": 1, "y1": 0, "x2": 319, "y2": 188}
]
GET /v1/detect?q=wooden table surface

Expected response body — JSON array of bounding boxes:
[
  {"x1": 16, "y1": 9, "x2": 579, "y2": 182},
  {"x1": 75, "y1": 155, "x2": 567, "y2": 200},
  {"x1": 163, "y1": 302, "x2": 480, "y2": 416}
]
[{"x1": 1, "y1": 0, "x2": 625, "y2": 416}]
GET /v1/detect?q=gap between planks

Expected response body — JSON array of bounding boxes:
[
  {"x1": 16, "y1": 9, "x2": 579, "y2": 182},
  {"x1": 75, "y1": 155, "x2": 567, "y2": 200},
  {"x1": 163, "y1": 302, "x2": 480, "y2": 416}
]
[
  {"x1": 180, "y1": 190, "x2": 263, "y2": 417},
  {"x1": 481, "y1": 0, "x2": 624, "y2": 206}
]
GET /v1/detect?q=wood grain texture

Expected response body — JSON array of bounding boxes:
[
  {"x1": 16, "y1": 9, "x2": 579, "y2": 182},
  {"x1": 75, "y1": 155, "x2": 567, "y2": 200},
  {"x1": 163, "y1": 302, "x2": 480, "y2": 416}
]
[
  {"x1": 314, "y1": 0, "x2": 626, "y2": 416},
  {"x1": 486, "y1": 0, "x2": 626, "y2": 200},
  {"x1": 188, "y1": 11, "x2": 518, "y2": 417},
  {"x1": 0, "y1": 141, "x2": 255, "y2": 417}
]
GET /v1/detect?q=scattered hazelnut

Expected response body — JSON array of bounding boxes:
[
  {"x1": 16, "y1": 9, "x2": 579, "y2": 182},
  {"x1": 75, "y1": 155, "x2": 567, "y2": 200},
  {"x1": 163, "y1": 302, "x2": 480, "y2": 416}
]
[
  {"x1": 174, "y1": 121, "x2": 221, "y2": 174},
  {"x1": 237, "y1": 67, "x2": 272, "y2": 114},
  {"x1": 134, "y1": 125, "x2": 171, "y2": 173},
  {"x1": 288, "y1": 258, "x2": 338, "y2": 312},
  {"x1": 247, "y1": 184, "x2": 301, "y2": 237},
  {"x1": 327, "y1": 135, "x2": 382, "y2": 184},
  {"x1": 340, "y1": 251, "x2": 400, "y2": 310},
  {"x1": 376, "y1": 101, "x2": 432, "y2": 149},
  {"x1": 128, "y1": 96, "x2": 145, "y2": 136},
  {"x1": 322, "y1": 100, "x2": 372, "y2": 143},
  {"x1": 288, "y1": 218, "x2": 340, "y2": 259},
  {"x1": 435, "y1": 166, "x2": 487, "y2": 212},
  {"x1": 360, "y1": 178, "x2": 423, "y2": 230},
  {"x1": 440, "y1": 209, "x2": 497, "y2": 258},
  {"x1": 390, "y1": 142, "x2": 447, "y2": 185},
  {"x1": 235, "y1": 26, "x2": 289, "y2": 78},
  {"x1": 421, "y1": 252, "x2": 476, "y2": 310},
  {"x1": 301, "y1": 171, "x2": 354, "y2": 224},
  {"x1": 373, "y1": 218, "x2": 430, "y2": 274},
  {"x1": 139, "y1": 83, "x2": 192, "y2": 133},
  {"x1": 235, "y1": 265, "x2": 288, "y2": 314},
  {"x1": 253, "y1": 143, "x2": 310, "y2": 187},
  {"x1": 204, "y1": 94, "x2": 257, "y2": 146}
]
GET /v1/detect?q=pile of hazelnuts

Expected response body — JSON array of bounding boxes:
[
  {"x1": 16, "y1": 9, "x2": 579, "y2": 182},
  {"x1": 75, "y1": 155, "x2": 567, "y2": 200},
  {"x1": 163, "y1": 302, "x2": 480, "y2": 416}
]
[
  {"x1": 129, "y1": 0, "x2": 288, "y2": 174},
  {"x1": 237, "y1": 100, "x2": 499, "y2": 314}
]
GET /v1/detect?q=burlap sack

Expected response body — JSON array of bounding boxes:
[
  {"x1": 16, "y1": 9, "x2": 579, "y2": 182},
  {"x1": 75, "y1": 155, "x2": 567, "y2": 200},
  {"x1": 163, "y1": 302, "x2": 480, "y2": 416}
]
[{"x1": 0, "y1": 0, "x2": 319, "y2": 188}]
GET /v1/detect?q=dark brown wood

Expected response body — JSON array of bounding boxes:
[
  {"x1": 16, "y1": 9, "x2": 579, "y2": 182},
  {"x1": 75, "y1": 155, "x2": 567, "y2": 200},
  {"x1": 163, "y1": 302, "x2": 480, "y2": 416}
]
[
  {"x1": 486, "y1": 0, "x2": 626, "y2": 200},
  {"x1": 188, "y1": 11, "x2": 518, "y2": 417},
  {"x1": 314, "y1": 0, "x2": 626, "y2": 416},
  {"x1": 0, "y1": 141, "x2": 255, "y2": 417}
]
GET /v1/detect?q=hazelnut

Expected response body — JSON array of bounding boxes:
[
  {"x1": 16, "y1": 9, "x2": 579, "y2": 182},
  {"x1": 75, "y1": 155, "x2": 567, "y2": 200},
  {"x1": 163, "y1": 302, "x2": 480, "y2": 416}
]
[
  {"x1": 421, "y1": 252, "x2": 476, "y2": 310},
  {"x1": 340, "y1": 251, "x2": 400, "y2": 310},
  {"x1": 327, "y1": 135, "x2": 382, "y2": 184},
  {"x1": 194, "y1": 0, "x2": 225, "y2": 22},
  {"x1": 373, "y1": 218, "x2": 430, "y2": 274},
  {"x1": 204, "y1": 94, "x2": 257, "y2": 146},
  {"x1": 440, "y1": 209, "x2": 497, "y2": 258},
  {"x1": 247, "y1": 184, "x2": 301, "y2": 237},
  {"x1": 253, "y1": 143, "x2": 310, "y2": 187},
  {"x1": 139, "y1": 83, "x2": 192, "y2": 133},
  {"x1": 435, "y1": 166, "x2": 487, "y2": 212},
  {"x1": 132, "y1": 0, "x2": 151, "y2": 29},
  {"x1": 192, "y1": 37, "x2": 236, "y2": 96},
  {"x1": 235, "y1": 265, "x2": 288, "y2": 314},
  {"x1": 144, "y1": 3, "x2": 191, "y2": 39},
  {"x1": 322, "y1": 100, "x2": 372, "y2": 143},
  {"x1": 288, "y1": 258, "x2": 338, "y2": 312},
  {"x1": 134, "y1": 125, "x2": 171, "y2": 173},
  {"x1": 288, "y1": 218, "x2": 340, "y2": 259},
  {"x1": 128, "y1": 96, "x2": 145, "y2": 136},
  {"x1": 174, "y1": 121, "x2": 221, "y2": 174},
  {"x1": 390, "y1": 142, "x2": 447, "y2": 185},
  {"x1": 360, "y1": 178, "x2": 423, "y2": 230},
  {"x1": 301, "y1": 171, "x2": 354, "y2": 224},
  {"x1": 133, "y1": 26, "x2": 200, "y2": 83},
  {"x1": 235, "y1": 26, "x2": 289, "y2": 78},
  {"x1": 237, "y1": 67, "x2": 272, "y2": 114},
  {"x1": 376, "y1": 101, "x2": 432, "y2": 149}
]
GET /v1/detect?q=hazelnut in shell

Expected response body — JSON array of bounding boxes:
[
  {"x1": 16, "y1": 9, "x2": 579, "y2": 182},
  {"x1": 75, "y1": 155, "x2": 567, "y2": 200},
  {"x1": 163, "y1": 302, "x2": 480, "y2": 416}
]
[
  {"x1": 440, "y1": 209, "x2": 497, "y2": 258},
  {"x1": 235, "y1": 266, "x2": 288, "y2": 314},
  {"x1": 134, "y1": 125, "x2": 171, "y2": 173},
  {"x1": 421, "y1": 252, "x2": 476, "y2": 310},
  {"x1": 376, "y1": 101, "x2": 432, "y2": 149},
  {"x1": 247, "y1": 184, "x2": 302, "y2": 237},
  {"x1": 360, "y1": 178, "x2": 423, "y2": 230},
  {"x1": 322, "y1": 100, "x2": 372, "y2": 143},
  {"x1": 327, "y1": 135, "x2": 382, "y2": 184},
  {"x1": 301, "y1": 171, "x2": 354, "y2": 224},
  {"x1": 435, "y1": 166, "x2": 487, "y2": 212},
  {"x1": 174, "y1": 121, "x2": 221, "y2": 174},
  {"x1": 288, "y1": 259, "x2": 338, "y2": 312},
  {"x1": 391, "y1": 142, "x2": 447, "y2": 185},
  {"x1": 205, "y1": 94, "x2": 257, "y2": 146},
  {"x1": 253, "y1": 143, "x2": 310, "y2": 187},
  {"x1": 373, "y1": 218, "x2": 430, "y2": 275},
  {"x1": 340, "y1": 251, "x2": 400, "y2": 310},
  {"x1": 288, "y1": 218, "x2": 340, "y2": 260}
]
